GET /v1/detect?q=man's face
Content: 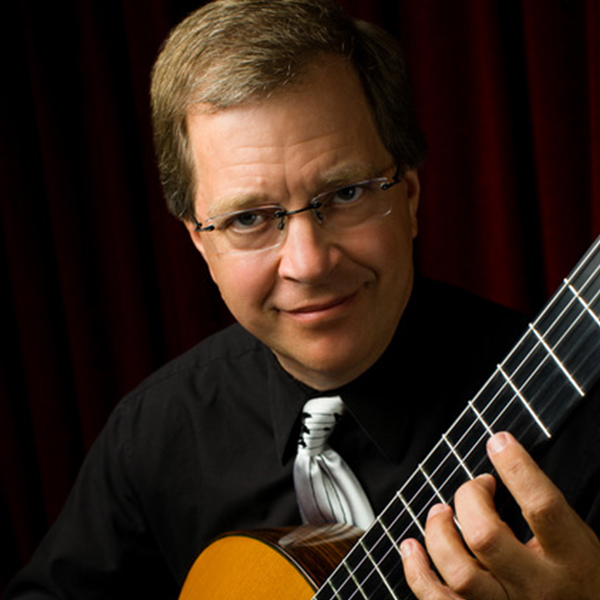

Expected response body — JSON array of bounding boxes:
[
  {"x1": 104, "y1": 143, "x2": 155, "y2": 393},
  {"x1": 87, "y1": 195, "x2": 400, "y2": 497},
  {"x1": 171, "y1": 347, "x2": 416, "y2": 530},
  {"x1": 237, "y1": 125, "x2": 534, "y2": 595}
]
[{"x1": 185, "y1": 58, "x2": 420, "y2": 390}]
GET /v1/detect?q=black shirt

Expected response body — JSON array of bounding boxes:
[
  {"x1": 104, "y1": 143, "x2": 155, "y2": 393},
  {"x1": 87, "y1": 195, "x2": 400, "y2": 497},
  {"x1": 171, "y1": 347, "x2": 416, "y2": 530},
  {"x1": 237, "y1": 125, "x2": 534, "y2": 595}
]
[{"x1": 6, "y1": 279, "x2": 600, "y2": 599}]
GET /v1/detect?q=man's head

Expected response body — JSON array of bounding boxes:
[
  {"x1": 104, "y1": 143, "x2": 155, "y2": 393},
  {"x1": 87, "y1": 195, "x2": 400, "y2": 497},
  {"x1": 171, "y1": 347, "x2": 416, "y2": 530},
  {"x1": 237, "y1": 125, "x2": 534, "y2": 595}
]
[
  {"x1": 150, "y1": 0, "x2": 424, "y2": 390},
  {"x1": 151, "y1": 0, "x2": 426, "y2": 222}
]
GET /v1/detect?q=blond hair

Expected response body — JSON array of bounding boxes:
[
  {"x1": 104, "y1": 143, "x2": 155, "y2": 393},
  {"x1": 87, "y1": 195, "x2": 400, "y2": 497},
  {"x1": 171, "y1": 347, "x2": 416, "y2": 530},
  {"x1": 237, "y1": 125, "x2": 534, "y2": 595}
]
[{"x1": 151, "y1": 0, "x2": 426, "y2": 221}]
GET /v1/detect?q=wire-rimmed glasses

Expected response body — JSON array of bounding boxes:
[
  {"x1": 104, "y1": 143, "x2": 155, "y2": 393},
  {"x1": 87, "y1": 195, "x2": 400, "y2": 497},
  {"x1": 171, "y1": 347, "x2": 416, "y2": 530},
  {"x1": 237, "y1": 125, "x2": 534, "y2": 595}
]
[{"x1": 193, "y1": 166, "x2": 402, "y2": 254}]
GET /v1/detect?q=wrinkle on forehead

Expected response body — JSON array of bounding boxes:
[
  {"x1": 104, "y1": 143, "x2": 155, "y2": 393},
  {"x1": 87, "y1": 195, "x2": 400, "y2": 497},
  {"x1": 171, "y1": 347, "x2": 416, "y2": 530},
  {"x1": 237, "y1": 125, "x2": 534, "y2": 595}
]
[{"x1": 187, "y1": 57, "x2": 391, "y2": 218}]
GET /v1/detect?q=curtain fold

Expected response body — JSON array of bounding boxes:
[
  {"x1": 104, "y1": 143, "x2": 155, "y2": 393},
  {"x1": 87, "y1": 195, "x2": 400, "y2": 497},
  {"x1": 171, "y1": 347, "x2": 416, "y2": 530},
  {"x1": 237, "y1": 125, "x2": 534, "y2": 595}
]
[{"x1": 1, "y1": 0, "x2": 598, "y2": 590}]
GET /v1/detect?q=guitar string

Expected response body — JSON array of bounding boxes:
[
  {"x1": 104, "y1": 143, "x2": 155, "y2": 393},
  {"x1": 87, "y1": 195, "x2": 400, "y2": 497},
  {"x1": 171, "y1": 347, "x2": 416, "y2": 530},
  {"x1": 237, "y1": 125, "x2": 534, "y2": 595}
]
[
  {"x1": 331, "y1": 249, "x2": 600, "y2": 600},
  {"x1": 329, "y1": 256, "x2": 600, "y2": 600},
  {"x1": 317, "y1": 239, "x2": 600, "y2": 600},
  {"x1": 350, "y1": 262, "x2": 600, "y2": 599}
]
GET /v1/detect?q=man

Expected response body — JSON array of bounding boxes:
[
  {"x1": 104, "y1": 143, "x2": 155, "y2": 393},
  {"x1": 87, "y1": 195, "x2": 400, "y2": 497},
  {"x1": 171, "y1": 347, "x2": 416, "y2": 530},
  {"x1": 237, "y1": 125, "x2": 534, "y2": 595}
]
[{"x1": 5, "y1": 0, "x2": 600, "y2": 598}]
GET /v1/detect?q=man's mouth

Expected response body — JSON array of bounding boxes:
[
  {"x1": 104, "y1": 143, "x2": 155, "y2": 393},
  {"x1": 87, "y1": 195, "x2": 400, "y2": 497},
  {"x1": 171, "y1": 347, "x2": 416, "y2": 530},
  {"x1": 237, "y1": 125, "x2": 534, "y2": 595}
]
[{"x1": 281, "y1": 292, "x2": 359, "y2": 323}]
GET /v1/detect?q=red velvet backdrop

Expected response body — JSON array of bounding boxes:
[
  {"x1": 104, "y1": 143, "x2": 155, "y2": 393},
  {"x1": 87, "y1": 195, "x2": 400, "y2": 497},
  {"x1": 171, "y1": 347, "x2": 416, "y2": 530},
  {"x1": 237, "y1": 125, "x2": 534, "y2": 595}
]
[{"x1": 1, "y1": 0, "x2": 599, "y2": 590}]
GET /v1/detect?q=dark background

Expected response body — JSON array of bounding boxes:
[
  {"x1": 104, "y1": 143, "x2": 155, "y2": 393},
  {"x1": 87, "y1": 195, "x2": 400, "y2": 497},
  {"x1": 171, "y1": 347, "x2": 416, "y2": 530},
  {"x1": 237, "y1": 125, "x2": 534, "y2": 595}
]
[{"x1": 2, "y1": 0, "x2": 599, "y2": 591}]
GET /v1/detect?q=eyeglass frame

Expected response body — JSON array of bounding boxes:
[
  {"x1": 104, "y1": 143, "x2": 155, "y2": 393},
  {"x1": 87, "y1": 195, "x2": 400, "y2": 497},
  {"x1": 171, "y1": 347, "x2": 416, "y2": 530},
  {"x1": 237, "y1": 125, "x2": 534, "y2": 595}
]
[{"x1": 191, "y1": 165, "x2": 403, "y2": 253}]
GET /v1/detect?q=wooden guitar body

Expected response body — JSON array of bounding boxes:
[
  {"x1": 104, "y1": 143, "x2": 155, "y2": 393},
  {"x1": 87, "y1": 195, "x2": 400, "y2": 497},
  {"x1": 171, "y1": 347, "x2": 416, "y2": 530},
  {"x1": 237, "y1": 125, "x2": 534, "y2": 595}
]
[{"x1": 179, "y1": 524, "x2": 361, "y2": 599}]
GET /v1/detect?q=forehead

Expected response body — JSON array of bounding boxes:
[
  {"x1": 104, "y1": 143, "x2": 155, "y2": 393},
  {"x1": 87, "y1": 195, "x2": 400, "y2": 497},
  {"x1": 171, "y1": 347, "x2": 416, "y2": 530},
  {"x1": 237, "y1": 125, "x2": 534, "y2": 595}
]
[{"x1": 186, "y1": 58, "x2": 392, "y2": 214}]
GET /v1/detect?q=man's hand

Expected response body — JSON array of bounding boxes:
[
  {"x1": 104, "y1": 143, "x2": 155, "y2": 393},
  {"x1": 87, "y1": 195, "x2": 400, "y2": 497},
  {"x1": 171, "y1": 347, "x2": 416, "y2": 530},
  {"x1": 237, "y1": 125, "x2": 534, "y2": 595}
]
[{"x1": 400, "y1": 431, "x2": 600, "y2": 599}]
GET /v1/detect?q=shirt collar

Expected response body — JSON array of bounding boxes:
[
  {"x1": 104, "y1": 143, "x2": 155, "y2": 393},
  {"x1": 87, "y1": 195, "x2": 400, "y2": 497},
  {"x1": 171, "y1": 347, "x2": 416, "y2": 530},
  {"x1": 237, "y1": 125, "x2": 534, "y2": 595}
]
[
  {"x1": 339, "y1": 296, "x2": 419, "y2": 463},
  {"x1": 267, "y1": 353, "x2": 313, "y2": 465},
  {"x1": 268, "y1": 280, "x2": 426, "y2": 466}
]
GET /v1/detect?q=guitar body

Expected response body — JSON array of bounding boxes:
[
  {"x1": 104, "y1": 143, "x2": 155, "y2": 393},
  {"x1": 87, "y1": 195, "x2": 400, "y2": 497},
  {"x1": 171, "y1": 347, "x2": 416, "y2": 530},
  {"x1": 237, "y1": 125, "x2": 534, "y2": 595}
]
[{"x1": 179, "y1": 524, "x2": 361, "y2": 599}]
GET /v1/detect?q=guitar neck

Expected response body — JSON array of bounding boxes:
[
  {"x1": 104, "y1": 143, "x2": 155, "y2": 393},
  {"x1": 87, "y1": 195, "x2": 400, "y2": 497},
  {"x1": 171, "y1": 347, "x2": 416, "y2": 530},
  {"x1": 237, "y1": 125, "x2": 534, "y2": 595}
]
[{"x1": 315, "y1": 236, "x2": 600, "y2": 600}]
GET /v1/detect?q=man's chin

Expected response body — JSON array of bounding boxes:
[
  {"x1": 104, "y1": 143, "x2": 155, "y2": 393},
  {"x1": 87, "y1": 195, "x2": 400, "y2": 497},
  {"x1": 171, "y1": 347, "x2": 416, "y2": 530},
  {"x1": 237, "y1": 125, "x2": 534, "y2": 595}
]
[{"x1": 271, "y1": 339, "x2": 382, "y2": 391}]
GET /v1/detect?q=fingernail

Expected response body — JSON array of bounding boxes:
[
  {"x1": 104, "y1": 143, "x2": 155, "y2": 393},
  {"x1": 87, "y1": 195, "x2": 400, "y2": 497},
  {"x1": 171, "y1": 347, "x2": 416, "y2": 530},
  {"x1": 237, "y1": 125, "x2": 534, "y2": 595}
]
[
  {"x1": 400, "y1": 539, "x2": 415, "y2": 557},
  {"x1": 487, "y1": 432, "x2": 509, "y2": 454},
  {"x1": 475, "y1": 473, "x2": 496, "y2": 494},
  {"x1": 427, "y1": 503, "x2": 449, "y2": 520}
]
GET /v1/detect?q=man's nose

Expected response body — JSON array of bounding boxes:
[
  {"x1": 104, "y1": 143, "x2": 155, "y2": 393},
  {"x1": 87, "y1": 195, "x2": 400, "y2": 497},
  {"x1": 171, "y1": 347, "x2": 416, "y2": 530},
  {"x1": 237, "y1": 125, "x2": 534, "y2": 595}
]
[{"x1": 276, "y1": 210, "x2": 340, "y2": 282}]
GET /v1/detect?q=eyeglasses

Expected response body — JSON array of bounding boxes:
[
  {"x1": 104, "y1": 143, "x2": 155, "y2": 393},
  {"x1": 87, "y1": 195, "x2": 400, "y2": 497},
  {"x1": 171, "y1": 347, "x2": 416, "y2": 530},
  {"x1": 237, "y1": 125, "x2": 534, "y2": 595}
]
[{"x1": 193, "y1": 166, "x2": 402, "y2": 254}]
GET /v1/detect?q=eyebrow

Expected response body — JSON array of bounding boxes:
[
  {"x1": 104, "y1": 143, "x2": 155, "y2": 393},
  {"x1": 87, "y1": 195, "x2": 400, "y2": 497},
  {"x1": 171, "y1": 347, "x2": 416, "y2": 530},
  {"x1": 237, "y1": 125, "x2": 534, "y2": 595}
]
[
  {"x1": 314, "y1": 163, "x2": 386, "y2": 191},
  {"x1": 205, "y1": 162, "x2": 388, "y2": 218},
  {"x1": 206, "y1": 193, "x2": 273, "y2": 218}
]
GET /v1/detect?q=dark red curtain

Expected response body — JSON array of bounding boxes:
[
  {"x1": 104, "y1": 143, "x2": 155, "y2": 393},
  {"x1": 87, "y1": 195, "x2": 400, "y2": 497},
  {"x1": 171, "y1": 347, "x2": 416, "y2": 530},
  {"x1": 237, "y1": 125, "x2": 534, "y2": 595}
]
[{"x1": 1, "y1": 0, "x2": 598, "y2": 590}]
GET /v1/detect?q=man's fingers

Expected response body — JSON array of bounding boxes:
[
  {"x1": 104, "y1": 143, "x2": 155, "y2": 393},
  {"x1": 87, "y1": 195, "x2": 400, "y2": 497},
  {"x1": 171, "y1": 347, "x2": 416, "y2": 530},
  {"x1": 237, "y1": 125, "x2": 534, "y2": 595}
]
[
  {"x1": 486, "y1": 432, "x2": 586, "y2": 553},
  {"x1": 402, "y1": 433, "x2": 600, "y2": 599},
  {"x1": 423, "y1": 500, "x2": 504, "y2": 599},
  {"x1": 452, "y1": 472, "x2": 540, "y2": 590},
  {"x1": 400, "y1": 537, "x2": 464, "y2": 599}
]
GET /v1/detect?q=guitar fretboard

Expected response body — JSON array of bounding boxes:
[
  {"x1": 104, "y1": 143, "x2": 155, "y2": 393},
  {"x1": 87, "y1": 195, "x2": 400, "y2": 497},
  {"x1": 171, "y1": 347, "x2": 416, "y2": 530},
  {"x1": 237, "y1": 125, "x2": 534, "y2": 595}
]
[{"x1": 314, "y1": 236, "x2": 600, "y2": 600}]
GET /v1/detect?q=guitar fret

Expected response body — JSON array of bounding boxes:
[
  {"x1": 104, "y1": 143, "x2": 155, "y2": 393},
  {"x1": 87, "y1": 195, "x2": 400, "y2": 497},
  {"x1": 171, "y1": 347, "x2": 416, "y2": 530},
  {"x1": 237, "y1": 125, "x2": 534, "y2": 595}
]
[
  {"x1": 335, "y1": 529, "x2": 405, "y2": 600},
  {"x1": 533, "y1": 278, "x2": 600, "y2": 396},
  {"x1": 360, "y1": 521, "x2": 404, "y2": 585},
  {"x1": 327, "y1": 561, "x2": 360, "y2": 600},
  {"x1": 569, "y1": 236, "x2": 600, "y2": 290},
  {"x1": 376, "y1": 518, "x2": 403, "y2": 559},
  {"x1": 396, "y1": 492, "x2": 425, "y2": 536},
  {"x1": 442, "y1": 433, "x2": 474, "y2": 480},
  {"x1": 326, "y1": 554, "x2": 360, "y2": 600},
  {"x1": 497, "y1": 364, "x2": 551, "y2": 439},
  {"x1": 367, "y1": 523, "x2": 411, "y2": 596},
  {"x1": 467, "y1": 400, "x2": 494, "y2": 437},
  {"x1": 375, "y1": 494, "x2": 424, "y2": 563},
  {"x1": 498, "y1": 335, "x2": 582, "y2": 436},
  {"x1": 567, "y1": 282, "x2": 600, "y2": 329},
  {"x1": 418, "y1": 464, "x2": 448, "y2": 504},
  {"x1": 529, "y1": 323, "x2": 585, "y2": 397},
  {"x1": 324, "y1": 580, "x2": 343, "y2": 600},
  {"x1": 339, "y1": 562, "x2": 367, "y2": 600},
  {"x1": 420, "y1": 443, "x2": 474, "y2": 521},
  {"x1": 418, "y1": 463, "x2": 464, "y2": 533},
  {"x1": 358, "y1": 541, "x2": 400, "y2": 600},
  {"x1": 448, "y1": 424, "x2": 493, "y2": 484}
]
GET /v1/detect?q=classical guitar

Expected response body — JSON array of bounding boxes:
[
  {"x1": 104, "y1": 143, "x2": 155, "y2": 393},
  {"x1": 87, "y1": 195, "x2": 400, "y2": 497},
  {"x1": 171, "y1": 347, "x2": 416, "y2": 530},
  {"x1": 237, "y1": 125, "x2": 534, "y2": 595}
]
[{"x1": 179, "y1": 236, "x2": 600, "y2": 600}]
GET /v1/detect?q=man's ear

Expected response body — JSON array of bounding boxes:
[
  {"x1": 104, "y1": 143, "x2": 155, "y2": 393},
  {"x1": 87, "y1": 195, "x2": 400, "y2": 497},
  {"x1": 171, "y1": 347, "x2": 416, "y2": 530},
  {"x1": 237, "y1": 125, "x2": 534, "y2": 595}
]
[
  {"x1": 403, "y1": 169, "x2": 420, "y2": 239},
  {"x1": 182, "y1": 219, "x2": 221, "y2": 284},
  {"x1": 183, "y1": 219, "x2": 209, "y2": 261}
]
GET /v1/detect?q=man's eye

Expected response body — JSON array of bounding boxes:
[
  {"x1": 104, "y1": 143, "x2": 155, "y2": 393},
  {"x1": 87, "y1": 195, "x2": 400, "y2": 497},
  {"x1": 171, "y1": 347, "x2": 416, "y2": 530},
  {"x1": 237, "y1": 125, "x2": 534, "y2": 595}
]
[
  {"x1": 225, "y1": 210, "x2": 271, "y2": 232},
  {"x1": 331, "y1": 184, "x2": 366, "y2": 205}
]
